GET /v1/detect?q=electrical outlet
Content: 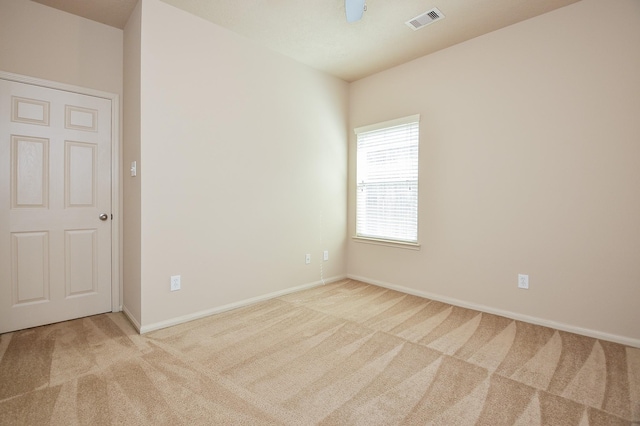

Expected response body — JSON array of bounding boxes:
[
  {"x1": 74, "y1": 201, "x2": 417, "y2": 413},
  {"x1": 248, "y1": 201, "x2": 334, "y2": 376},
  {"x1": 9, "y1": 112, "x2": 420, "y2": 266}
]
[
  {"x1": 323, "y1": 250, "x2": 329, "y2": 261},
  {"x1": 170, "y1": 275, "x2": 181, "y2": 291},
  {"x1": 518, "y1": 274, "x2": 529, "y2": 290},
  {"x1": 305, "y1": 254, "x2": 311, "y2": 264}
]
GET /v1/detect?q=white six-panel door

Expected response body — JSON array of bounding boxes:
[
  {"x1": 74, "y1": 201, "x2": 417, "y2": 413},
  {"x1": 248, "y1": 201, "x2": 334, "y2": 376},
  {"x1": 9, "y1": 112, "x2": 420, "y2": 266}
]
[{"x1": 0, "y1": 78, "x2": 112, "y2": 333}]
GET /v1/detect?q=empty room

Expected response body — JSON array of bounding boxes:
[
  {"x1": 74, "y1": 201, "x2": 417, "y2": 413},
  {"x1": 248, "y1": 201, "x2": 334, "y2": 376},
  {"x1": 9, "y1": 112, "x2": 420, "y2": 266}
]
[{"x1": 0, "y1": 0, "x2": 639, "y2": 424}]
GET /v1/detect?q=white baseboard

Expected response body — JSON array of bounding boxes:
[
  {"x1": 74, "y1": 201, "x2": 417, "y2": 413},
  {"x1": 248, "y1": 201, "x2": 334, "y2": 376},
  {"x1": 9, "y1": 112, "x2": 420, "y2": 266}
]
[
  {"x1": 347, "y1": 274, "x2": 640, "y2": 349},
  {"x1": 122, "y1": 305, "x2": 141, "y2": 333},
  {"x1": 139, "y1": 275, "x2": 347, "y2": 334}
]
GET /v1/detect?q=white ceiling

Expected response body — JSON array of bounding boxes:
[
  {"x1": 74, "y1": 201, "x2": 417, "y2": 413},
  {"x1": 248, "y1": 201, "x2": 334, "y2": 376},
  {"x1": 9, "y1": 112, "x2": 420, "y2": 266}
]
[{"x1": 32, "y1": 0, "x2": 581, "y2": 82}]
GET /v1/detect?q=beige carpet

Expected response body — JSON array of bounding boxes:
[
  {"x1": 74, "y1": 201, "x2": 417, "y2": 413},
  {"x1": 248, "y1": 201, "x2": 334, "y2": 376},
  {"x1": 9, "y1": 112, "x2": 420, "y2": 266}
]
[{"x1": 1, "y1": 279, "x2": 639, "y2": 425}]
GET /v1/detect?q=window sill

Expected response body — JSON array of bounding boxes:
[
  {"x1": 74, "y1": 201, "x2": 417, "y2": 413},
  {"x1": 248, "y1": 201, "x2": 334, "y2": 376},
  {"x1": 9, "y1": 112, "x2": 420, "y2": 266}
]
[{"x1": 352, "y1": 236, "x2": 421, "y2": 250}]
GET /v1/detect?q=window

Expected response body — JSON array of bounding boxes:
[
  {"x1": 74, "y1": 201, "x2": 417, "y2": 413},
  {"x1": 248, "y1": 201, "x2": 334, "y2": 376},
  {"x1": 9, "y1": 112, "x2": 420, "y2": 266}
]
[{"x1": 355, "y1": 115, "x2": 419, "y2": 245}]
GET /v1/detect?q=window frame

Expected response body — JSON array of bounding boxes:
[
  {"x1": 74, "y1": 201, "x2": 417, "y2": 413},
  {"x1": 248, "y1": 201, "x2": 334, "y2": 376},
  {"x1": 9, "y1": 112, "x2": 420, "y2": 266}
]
[{"x1": 353, "y1": 114, "x2": 420, "y2": 249}]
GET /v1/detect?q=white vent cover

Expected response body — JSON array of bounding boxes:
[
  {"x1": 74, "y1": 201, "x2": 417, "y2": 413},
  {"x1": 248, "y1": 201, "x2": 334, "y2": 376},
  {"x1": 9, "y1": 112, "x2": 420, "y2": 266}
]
[{"x1": 405, "y1": 7, "x2": 445, "y2": 31}]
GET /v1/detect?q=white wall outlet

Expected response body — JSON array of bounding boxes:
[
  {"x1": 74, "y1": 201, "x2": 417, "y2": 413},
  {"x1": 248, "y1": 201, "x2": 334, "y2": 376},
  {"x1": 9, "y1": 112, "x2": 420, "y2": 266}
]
[
  {"x1": 305, "y1": 254, "x2": 311, "y2": 264},
  {"x1": 518, "y1": 274, "x2": 529, "y2": 289},
  {"x1": 323, "y1": 250, "x2": 329, "y2": 261},
  {"x1": 130, "y1": 161, "x2": 137, "y2": 177},
  {"x1": 170, "y1": 275, "x2": 181, "y2": 291}
]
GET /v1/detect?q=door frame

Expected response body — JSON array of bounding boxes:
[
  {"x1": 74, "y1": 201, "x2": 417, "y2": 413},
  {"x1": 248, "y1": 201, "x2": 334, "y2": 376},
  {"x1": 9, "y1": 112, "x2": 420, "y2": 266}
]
[{"x1": 1, "y1": 70, "x2": 122, "y2": 314}]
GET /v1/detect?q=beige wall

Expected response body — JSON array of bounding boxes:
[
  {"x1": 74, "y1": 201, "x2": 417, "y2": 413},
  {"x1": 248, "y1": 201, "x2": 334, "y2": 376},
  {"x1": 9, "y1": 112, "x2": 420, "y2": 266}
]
[
  {"x1": 135, "y1": 0, "x2": 348, "y2": 328},
  {"x1": 0, "y1": 0, "x2": 122, "y2": 96},
  {"x1": 4, "y1": 0, "x2": 636, "y2": 344},
  {"x1": 348, "y1": 0, "x2": 640, "y2": 343},
  {"x1": 122, "y1": 1, "x2": 143, "y2": 326}
]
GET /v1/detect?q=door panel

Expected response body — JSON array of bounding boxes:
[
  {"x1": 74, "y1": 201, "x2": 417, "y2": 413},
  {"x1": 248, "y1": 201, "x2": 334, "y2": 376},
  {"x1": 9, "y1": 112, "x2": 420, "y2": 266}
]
[
  {"x1": 12, "y1": 231, "x2": 49, "y2": 304},
  {"x1": 0, "y1": 79, "x2": 112, "y2": 333},
  {"x1": 11, "y1": 135, "x2": 49, "y2": 208}
]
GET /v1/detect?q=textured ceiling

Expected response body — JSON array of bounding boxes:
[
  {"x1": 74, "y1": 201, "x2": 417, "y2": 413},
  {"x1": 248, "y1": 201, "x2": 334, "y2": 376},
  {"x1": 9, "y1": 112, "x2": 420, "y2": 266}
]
[
  {"x1": 32, "y1": 0, "x2": 582, "y2": 82},
  {"x1": 32, "y1": 0, "x2": 139, "y2": 29}
]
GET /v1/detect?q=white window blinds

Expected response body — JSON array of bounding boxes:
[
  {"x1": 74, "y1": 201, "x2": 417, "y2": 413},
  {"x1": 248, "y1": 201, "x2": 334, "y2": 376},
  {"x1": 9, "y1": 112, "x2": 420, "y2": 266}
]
[{"x1": 355, "y1": 115, "x2": 419, "y2": 244}]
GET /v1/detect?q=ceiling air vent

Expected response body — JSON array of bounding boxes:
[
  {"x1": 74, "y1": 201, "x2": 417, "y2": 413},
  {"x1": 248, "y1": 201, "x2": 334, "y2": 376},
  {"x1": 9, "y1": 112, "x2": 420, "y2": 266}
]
[{"x1": 405, "y1": 7, "x2": 445, "y2": 31}]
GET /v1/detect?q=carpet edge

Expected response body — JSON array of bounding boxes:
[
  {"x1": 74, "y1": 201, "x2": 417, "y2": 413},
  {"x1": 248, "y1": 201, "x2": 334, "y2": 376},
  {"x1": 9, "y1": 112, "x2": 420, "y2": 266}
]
[{"x1": 347, "y1": 274, "x2": 640, "y2": 349}]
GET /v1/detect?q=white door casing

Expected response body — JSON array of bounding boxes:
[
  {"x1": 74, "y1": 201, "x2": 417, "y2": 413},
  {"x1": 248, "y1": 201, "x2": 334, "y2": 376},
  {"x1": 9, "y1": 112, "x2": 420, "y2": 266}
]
[{"x1": 0, "y1": 73, "x2": 120, "y2": 333}]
